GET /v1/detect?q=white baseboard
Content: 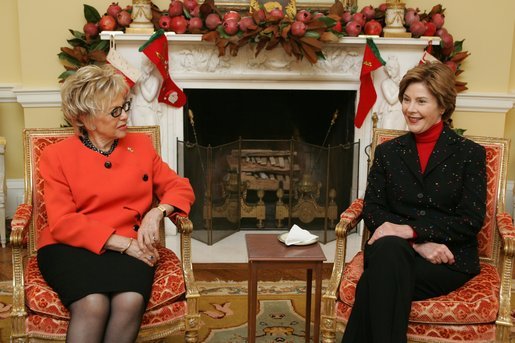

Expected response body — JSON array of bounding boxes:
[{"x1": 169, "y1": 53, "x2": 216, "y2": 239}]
[{"x1": 6, "y1": 179, "x2": 24, "y2": 219}]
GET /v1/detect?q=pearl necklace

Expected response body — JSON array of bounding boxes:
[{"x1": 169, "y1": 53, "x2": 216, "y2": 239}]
[{"x1": 80, "y1": 135, "x2": 118, "y2": 157}]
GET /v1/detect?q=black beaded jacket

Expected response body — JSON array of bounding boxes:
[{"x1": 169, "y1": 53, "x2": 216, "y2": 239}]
[{"x1": 363, "y1": 125, "x2": 487, "y2": 275}]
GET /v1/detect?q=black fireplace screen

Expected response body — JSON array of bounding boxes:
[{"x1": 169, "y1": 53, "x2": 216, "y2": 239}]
[{"x1": 178, "y1": 138, "x2": 360, "y2": 245}]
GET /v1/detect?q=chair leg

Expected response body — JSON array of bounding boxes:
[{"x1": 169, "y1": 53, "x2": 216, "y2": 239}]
[
  {"x1": 321, "y1": 315, "x2": 337, "y2": 343},
  {"x1": 184, "y1": 314, "x2": 200, "y2": 343},
  {"x1": 184, "y1": 330, "x2": 199, "y2": 343},
  {"x1": 495, "y1": 322, "x2": 512, "y2": 343}
]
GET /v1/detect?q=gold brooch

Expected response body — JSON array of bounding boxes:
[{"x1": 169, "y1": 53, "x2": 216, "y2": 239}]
[{"x1": 127, "y1": 147, "x2": 134, "y2": 152}]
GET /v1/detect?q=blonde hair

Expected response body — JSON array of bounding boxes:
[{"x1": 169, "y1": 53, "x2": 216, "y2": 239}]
[
  {"x1": 398, "y1": 62, "x2": 457, "y2": 124},
  {"x1": 60, "y1": 64, "x2": 129, "y2": 134}
]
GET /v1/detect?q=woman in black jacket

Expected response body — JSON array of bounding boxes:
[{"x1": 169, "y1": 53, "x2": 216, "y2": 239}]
[{"x1": 342, "y1": 62, "x2": 486, "y2": 343}]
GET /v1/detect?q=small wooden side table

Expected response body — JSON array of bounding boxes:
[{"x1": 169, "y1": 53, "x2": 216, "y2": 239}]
[{"x1": 246, "y1": 233, "x2": 326, "y2": 343}]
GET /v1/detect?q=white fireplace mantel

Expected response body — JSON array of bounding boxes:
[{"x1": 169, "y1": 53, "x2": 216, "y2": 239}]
[{"x1": 101, "y1": 31, "x2": 437, "y2": 198}]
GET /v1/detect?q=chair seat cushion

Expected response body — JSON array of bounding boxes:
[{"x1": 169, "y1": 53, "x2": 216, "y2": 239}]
[
  {"x1": 25, "y1": 246, "x2": 186, "y2": 319},
  {"x1": 339, "y1": 251, "x2": 500, "y2": 324}
]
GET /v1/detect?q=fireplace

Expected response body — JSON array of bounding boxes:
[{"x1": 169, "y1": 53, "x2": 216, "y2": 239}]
[
  {"x1": 100, "y1": 32, "x2": 433, "y2": 243},
  {"x1": 179, "y1": 88, "x2": 358, "y2": 244}
]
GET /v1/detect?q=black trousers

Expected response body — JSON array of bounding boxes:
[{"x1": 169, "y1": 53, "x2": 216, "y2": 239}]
[{"x1": 341, "y1": 236, "x2": 473, "y2": 343}]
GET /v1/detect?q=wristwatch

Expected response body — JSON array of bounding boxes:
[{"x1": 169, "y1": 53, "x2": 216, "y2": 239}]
[{"x1": 157, "y1": 205, "x2": 167, "y2": 218}]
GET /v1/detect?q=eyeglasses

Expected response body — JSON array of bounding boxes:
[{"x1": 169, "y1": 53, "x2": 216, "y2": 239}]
[{"x1": 109, "y1": 98, "x2": 132, "y2": 118}]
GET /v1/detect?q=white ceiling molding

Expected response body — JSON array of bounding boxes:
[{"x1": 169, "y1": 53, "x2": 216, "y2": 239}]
[{"x1": 2, "y1": 85, "x2": 514, "y2": 112}]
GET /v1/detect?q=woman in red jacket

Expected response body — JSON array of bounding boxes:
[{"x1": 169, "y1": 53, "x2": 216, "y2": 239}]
[{"x1": 38, "y1": 64, "x2": 195, "y2": 343}]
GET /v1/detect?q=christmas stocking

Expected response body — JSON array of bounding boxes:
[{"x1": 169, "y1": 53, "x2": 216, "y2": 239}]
[
  {"x1": 139, "y1": 29, "x2": 187, "y2": 107},
  {"x1": 107, "y1": 48, "x2": 141, "y2": 88}
]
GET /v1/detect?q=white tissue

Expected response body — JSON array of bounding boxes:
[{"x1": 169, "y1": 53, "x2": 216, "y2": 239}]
[{"x1": 285, "y1": 224, "x2": 318, "y2": 246}]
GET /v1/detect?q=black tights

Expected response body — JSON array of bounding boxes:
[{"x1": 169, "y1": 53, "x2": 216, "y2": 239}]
[{"x1": 66, "y1": 292, "x2": 146, "y2": 343}]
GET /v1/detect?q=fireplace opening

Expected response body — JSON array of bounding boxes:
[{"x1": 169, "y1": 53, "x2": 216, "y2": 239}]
[
  {"x1": 183, "y1": 89, "x2": 356, "y2": 146},
  {"x1": 179, "y1": 89, "x2": 359, "y2": 245}
]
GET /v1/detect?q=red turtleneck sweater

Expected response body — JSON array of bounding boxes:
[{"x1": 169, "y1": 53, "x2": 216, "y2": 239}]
[{"x1": 414, "y1": 120, "x2": 443, "y2": 173}]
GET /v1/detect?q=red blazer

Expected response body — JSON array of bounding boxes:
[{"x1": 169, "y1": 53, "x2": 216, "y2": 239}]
[{"x1": 38, "y1": 133, "x2": 195, "y2": 254}]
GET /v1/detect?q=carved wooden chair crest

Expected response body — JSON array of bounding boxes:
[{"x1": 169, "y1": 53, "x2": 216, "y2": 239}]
[
  {"x1": 321, "y1": 128, "x2": 514, "y2": 343},
  {"x1": 10, "y1": 126, "x2": 200, "y2": 342}
]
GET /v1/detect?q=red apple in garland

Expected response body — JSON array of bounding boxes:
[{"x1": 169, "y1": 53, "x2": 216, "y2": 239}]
[
  {"x1": 188, "y1": 17, "x2": 203, "y2": 30},
  {"x1": 83, "y1": 22, "x2": 99, "y2": 38},
  {"x1": 423, "y1": 21, "x2": 436, "y2": 36},
  {"x1": 107, "y1": 2, "x2": 122, "y2": 18},
  {"x1": 205, "y1": 13, "x2": 222, "y2": 29},
  {"x1": 224, "y1": 11, "x2": 241, "y2": 23},
  {"x1": 99, "y1": 14, "x2": 117, "y2": 31},
  {"x1": 436, "y1": 27, "x2": 448, "y2": 37},
  {"x1": 170, "y1": 15, "x2": 188, "y2": 33},
  {"x1": 332, "y1": 20, "x2": 342, "y2": 33},
  {"x1": 223, "y1": 19, "x2": 239, "y2": 35},
  {"x1": 168, "y1": 1, "x2": 184, "y2": 17},
  {"x1": 291, "y1": 21, "x2": 307, "y2": 37},
  {"x1": 345, "y1": 21, "x2": 362, "y2": 37},
  {"x1": 409, "y1": 20, "x2": 426, "y2": 38},
  {"x1": 378, "y1": 3, "x2": 388, "y2": 12},
  {"x1": 361, "y1": 5, "x2": 375, "y2": 20},
  {"x1": 342, "y1": 11, "x2": 352, "y2": 23},
  {"x1": 254, "y1": 9, "x2": 266, "y2": 23},
  {"x1": 238, "y1": 16, "x2": 256, "y2": 32},
  {"x1": 183, "y1": 0, "x2": 198, "y2": 12},
  {"x1": 431, "y1": 13, "x2": 445, "y2": 29},
  {"x1": 269, "y1": 8, "x2": 284, "y2": 20},
  {"x1": 440, "y1": 32, "x2": 454, "y2": 55},
  {"x1": 352, "y1": 12, "x2": 366, "y2": 26},
  {"x1": 189, "y1": 6, "x2": 200, "y2": 17},
  {"x1": 364, "y1": 19, "x2": 382, "y2": 36},
  {"x1": 295, "y1": 10, "x2": 312, "y2": 23},
  {"x1": 117, "y1": 10, "x2": 132, "y2": 27},
  {"x1": 404, "y1": 8, "x2": 419, "y2": 26},
  {"x1": 159, "y1": 15, "x2": 173, "y2": 30}
]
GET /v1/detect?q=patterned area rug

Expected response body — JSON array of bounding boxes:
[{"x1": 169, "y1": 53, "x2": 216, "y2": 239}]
[{"x1": 196, "y1": 280, "x2": 334, "y2": 343}]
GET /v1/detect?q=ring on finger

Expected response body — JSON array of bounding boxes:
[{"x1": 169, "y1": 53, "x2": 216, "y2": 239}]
[{"x1": 148, "y1": 255, "x2": 154, "y2": 260}]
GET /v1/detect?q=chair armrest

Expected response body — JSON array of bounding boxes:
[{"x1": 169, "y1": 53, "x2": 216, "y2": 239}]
[
  {"x1": 322, "y1": 199, "x2": 364, "y2": 321},
  {"x1": 10, "y1": 203, "x2": 32, "y2": 328},
  {"x1": 497, "y1": 212, "x2": 515, "y2": 250},
  {"x1": 495, "y1": 212, "x2": 515, "y2": 328},
  {"x1": 174, "y1": 216, "x2": 201, "y2": 331},
  {"x1": 10, "y1": 203, "x2": 32, "y2": 247},
  {"x1": 174, "y1": 216, "x2": 200, "y2": 300},
  {"x1": 336, "y1": 198, "x2": 364, "y2": 238}
]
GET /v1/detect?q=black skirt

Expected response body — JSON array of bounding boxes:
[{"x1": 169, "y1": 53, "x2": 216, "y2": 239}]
[{"x1": 37, "y1": 244, "x2": 155, "y2": 308}]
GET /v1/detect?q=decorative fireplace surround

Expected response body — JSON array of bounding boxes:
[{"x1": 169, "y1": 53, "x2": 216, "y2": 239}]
[{"x1": 101, "y1": 32, "x2": 436, "y2": 195}]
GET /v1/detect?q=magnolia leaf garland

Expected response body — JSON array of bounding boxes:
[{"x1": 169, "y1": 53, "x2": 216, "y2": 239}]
[{"x1": 58, "y1": 2, "x2": 470, "y2": 91}]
